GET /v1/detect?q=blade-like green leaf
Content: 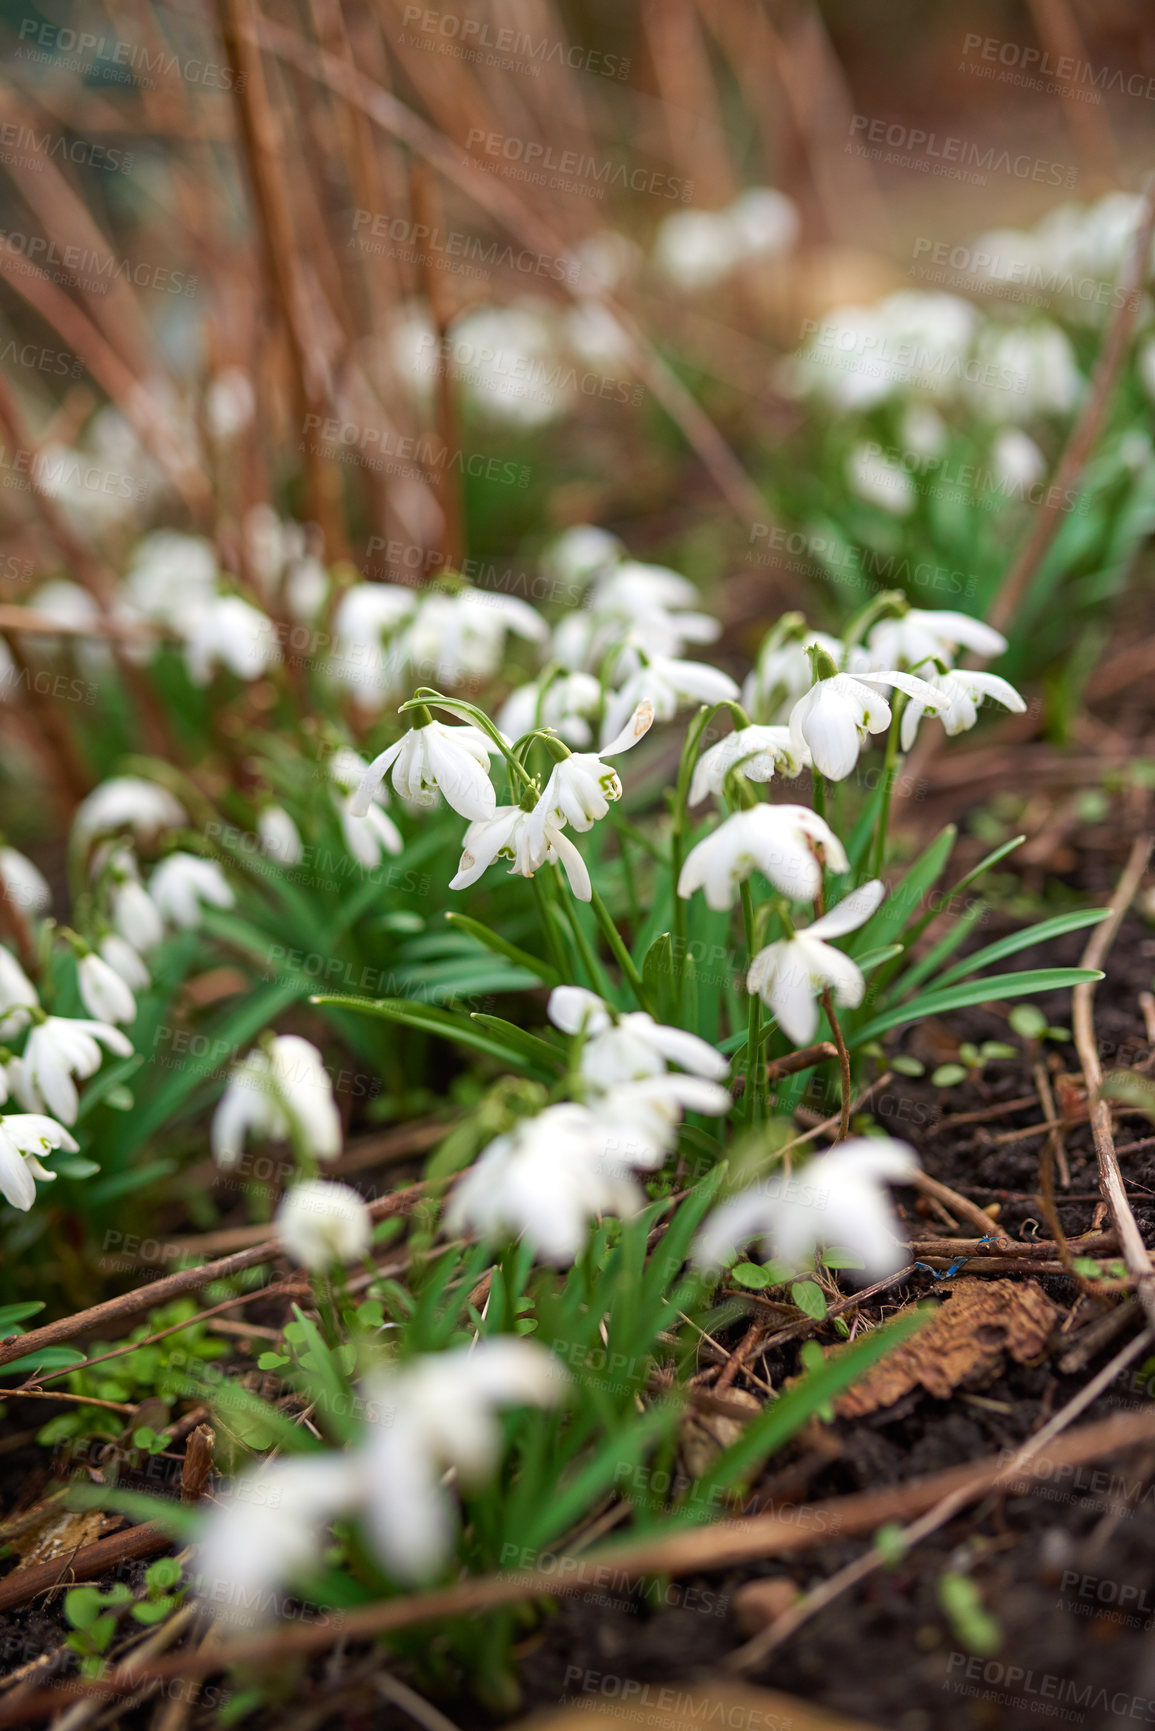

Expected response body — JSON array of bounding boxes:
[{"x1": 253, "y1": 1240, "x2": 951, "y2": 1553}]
[
  {"x1": 444, "y1": 912, "x2": 559, "y2": 987},
  {"x1": 852, "y1": 967, "x2": 1103, "y2": 1045},
  {"x1": 922, "y1": 907, "x2": 1109, "y2": 993},
  {"x1": 310, "y1": 994, "x2": 554, "y2": 1076}
]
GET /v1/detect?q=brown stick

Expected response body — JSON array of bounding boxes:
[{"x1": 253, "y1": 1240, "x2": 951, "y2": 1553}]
[
  {"x1": 0, "y1": 1521, "x2": 167, "y2": 1616},
  {"x1": 1072, "y1": 837, "x2": 1155, "y2": 1329},
  {"x1": 0, "y1": 1182, "x2": 426, "y2": 1370}
]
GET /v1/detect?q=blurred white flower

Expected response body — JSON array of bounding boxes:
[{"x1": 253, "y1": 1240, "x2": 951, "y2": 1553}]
[
  {"x1": 866, "y1": 609, "x2": 1007, "y2": 672},
  {"x1": 353, "y1": 721, "x2": 496, "y2": 823},
  {"x1": 654, "y1": 208, "x2": 742, "y2": 291},
  {"x1": 695, "y1": 1138, "x2": 920, "y2": 1280},
  {"x1": 117, "y1": 532, "x2": 219, "y2": 637},
  {"x1": 847, "y1": 445, "x2": 916, "y2": 516},
  {"x1": 540, "y1": 524, "x2": 624, "y2": 593},
  {"x1": 991, "y1": 428, "x2": 1046, "y2": 491},
  {"x1": 448, "y1": 303, "x2": 569, "y2": 427},
  {"x1": 330, "y1": 749, "x2": 403, "y2": 868},
  {"x1": 741, "y1": 627, "x2": 844, "y2": 722},
  {"x1": 149, "y1": 854, "x2": 234, "y2": 929},
  {"x1": 0, "y1": 950, "x2": 38, "y2": 1039},
  {"x1": 184, "y1": 595, "x2": 281, "y2": 686},
  {"x1": 446, "y1": 1103, "x2": 644, "y2": 1264},
  {"x1": 257, "y1": 806, "x2": 303, "y2": 866},
  {"x1": 358, "y1": 1340, "x2": 567, "y2": 1580},
  {"x1": 902, "y1": 404, "x2": 948, "y2": 459},
  {"x1": 728, "y1": 187, "x2": 800, "y2": 258},
  {"x1": 593, "y1": 1074, "x2": 732, "y2": 1167},
  {"x1": 110, "y1": 875, "x2": 164, "y2": 953},
  {"x1": 602, "y1": 656, "x2": 739, "y2": 746},
  {"x1": 789, "y1": 670, "x2": 943, "y2": 780},
  {"x1": 77, "y1": 952, "x2": 136, "y2": 1026},
  {"x1": 73, "y1": 778, "x2": 186, "y2": 846},
  {"x1": 678, "y1": 805, "x2": 848, "y2": 910},
  {"x1": 0, "y1": 1113, "x2": 77, "y2": 1211},
  {"x1": 402, "y1": 588, "x2": 548, "y2": 689},
  {"x1": 969, "y1": 321, "x2": 1082, "y2": 421},
  {"x1": 0, "y1": 848, "x2": 50, "y2": 916},
  {"x1": 99, "y1": 933, "x2": 150, "y2": 992},
  {"x1": 330, "y1": 583, "x2": 416, "y2": 708},
  {"x1": 205, "y1": 367, "x2": 255, "y2": 441},
  {"x1": 498, "y1": 671, "x2": 602, "y2": 748},
  {"x1": 547, "y1": 986, "x2": 730, "y2": 1087},
  {"x1": 689, "y1": 725, "x2": 809, "y2": 806},
  {"x1": 213, "y1": 1035, "x2": 341, "y2": 1167},
  {"x1": 277, "y1": 1179, "x2": 370, "y2": 1270},
  {"x1": 900, "y1": 668, "x2": 1027, "y2": 750},
  {"x1": 12, "y1": 1017, "x2": 132, "y2": 1124},
  {"x1": 746, "y1": 880, "x2": 885, "y2": 1043}
]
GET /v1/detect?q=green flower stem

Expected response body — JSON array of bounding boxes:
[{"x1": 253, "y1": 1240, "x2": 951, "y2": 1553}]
[
  {"x1": 670, "y1": 700, "x2": 750, "y2": 1007},
  {"x1": 562, "y1": 893, "x2": 607, "y2": 998},
  {"x1": 871, "y1": 700, "x2": 903, "y2": 882},
  {"x1": 820, "y1": 988, "x2": 852, "y2": 1141},
  {"x1": 589, "y1": 886, "x2": 650, "y2": 1012},
  {"x1": 740, "y1": 880, "x2": 762, "y2": 1123},
  {"x1": 532, "y1": 874, "x2": 569, "y2": 983},
  {"x1": 404, "y1": 689, "x2": 537, "y2": 795}
]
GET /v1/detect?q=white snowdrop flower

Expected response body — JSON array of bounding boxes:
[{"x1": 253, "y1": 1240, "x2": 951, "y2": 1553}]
[
  {"x1": 728, "y1": 187, "x2": 799, "y2": 259},
  {"x1": 352, "y1": 721, "x2": 496, "y2": 823},
  {"x1": 195, "y1": 1454, "x2": 357, "y2": 1628},
  {"x1": 110, "y1": 876, "x2": 164, "y2": 953},
  {"x1": 497, "y1": 671, "x2": 602, "y2": 748},
  {"x1": 746, "y1": 880, "x2": 885, "y2": 1044},
  {"x1": 330, "y1": 749, "x2": 403, "y2": 868},
  {"x1": 789, "y1": 670, "x2": 944, "y2": 780},
  {"x1": 402, "y1": 588, "x2": 548, "y2": 689},
  {"x1": 205, "y1": 367, "x2": 255, "y2": 441},
  {"x1": 593, "y1": 1074, "x2": 732, "y2": 1168},
  {"x1": 359, "y1": 1340, "x2": 568, "y2": 1581},
  {"x1": 449, "y1": 303, "x2": 570, "y2": 427},
  {"x1": 741, "y1": 628, "x2": 844, "y2": 723},
  {"x1": 118, "y1": 532, "x2": 219, "y2": 636},
  {"x1": 690, "y1": 726, "x2": 810, "y2": 807},
  {"x1": 695, "y1": 1138, "x2": 920, "y2": 1281},
  {"x1": 277, "y1": 1180, "x2": 370, "y2": 1270},
  {"x1": 866, "y1": 609, "x2": 1007, "y2": 673},
  {"x1": 257, "y1": 806, "x2": 303, "y2": 866},
  {"x1": 847, "y1": 444, "x2": 917, "y2": 517},
  {"x1": 602, "y1": 657, "x2": 740, "y2": 746},
  {"x1": 213, "y1": 1036, "x2": 341, "y2": 1167},
  {"x1": 991, "y1": 428, "x2": 1046, "y2": 491},
  {"x1": 548, "y1": 986, "x2": 731, "y2": 1087},
  {"x1": 678, "y1": 805, "x2": 849, "y2": 910},
  {"x1": 183, "y1": 595, "x2": 281, "y2": 686},
  {"x1": 449, "y1": 804, "x2": 592, "y2": 901},
  {"x1": 27, "y1": 578, "x2": 103, "y2": 639},
  {"x1": 73, "y1": 777, "x2": 186, "y2": 847},
  {"x1": 565, "y1": 300, "x2": 633, "y2": 367},
  {"x1": 540, "y1": 524, "x2": 624, "y2": 594},
  {"x1": 901, "y1": 403, "x2": 948, "y2": 459},
  {"x1": 591, "y1": 559, "x2": 701, "y2": 619},
  {"x1": 654, "y1": 208, "x2": 743, "y2": 292},
  {"x1": 12, "y1": 1017, "x2": 132, "y2": 1124},
  {"x1": 900, "y1": 668, "x2": 1027, "y2": 750},
  {"x1": 77, "y1": 953, "x2": 136, "y2": 1026},
  {"x1": 285, "y1": 554, "x2": 328, "y2": 624},
  {"x1": 446, "y1": 1104, "x2": 645, "y2": 1265},
  {"x1": 0, "y1": 848, "x2": 50, "y2": 916},
  {"x1": 969, "y1": 321, "x2": 1082, "y2": 420},
  {"x1": 0, "y1": 950, "x2": 38, "y2": 1039},
  {"x1": 330, "y1": 583, "x2": 416, "y2": 708},
  {"x1": 528, "y1": 702, "x2": 652, "y2": 850},
  {"x1": 149, "y1": 854, "x2": 234, "y2": 930},
  {"x1": 0, "y1": 1113, "x2": 77, "y2": 1211},
  {"x1": 243, "y1": 504, "x2": 306, "y2": 596},
  {"x1": 99, "y1": 933, "x2": 150, "y2": 992},
  {"x1": 571, "y1": 230, "x2": 641, "y2": 293}
]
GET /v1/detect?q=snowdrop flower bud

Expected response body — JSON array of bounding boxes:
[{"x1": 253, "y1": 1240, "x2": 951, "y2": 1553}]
[
  {"x1": 991, "y1": 428, "x2": 1046, "y2": 491},
  {"x1": 73, "y1": 777, "x2": 186, "y2": 847},
  {"x1": 352, "y1": 721, "x2": 496, "y2": 823},
  {"x1": 0, "y1": 1113, "x2": 78, "y2": 1210},
  {"x1": 77, "y1": 952, "x2": 137, "y2": 1026},
  {"x1": 0, "y1": 848, "x2": 50, "y2": 916},
  {"x1": 866, "y1": 608, "x2": 1007, "y2": 672},
  {"x1": 0, "y1": 949, "x2": 38, "y2": 1039},
  {"x1": 678, "y1": 804, "x2": 849, "y2": 910},
  {"x1": 277, "y1": 1179, "x2": 371, "y2": 1270},
  {"x1": 689, "y1": 726, "x2": 809, "y2": 806},
  {"x1": 111, "y1": 876, "x2": 164, "y2": 952},
  {"x1": 99, "y1": 933, "x2": 150, "y2": 992},
  {"x1": 149, "y1": 854, "x2": 234, "y2": 929},
  {"x1": 746, "y1": 881, "x2": 885, "y2": 1043},
  {"x1": 257, "y1": 805, "x2": 303, "y2": 866},
  {"x1": 12, "y1": 1017, "x2": 132, "y2": 1124},
  {"x1": 695, "y1": 1137, "x2": 920, "y2": 1281},
  {"x1": 788, "y1": 670, "x2": 943, "y2": 780},
  {"x1": 446, "y1": 1103, "x2": 645, "y2": 1265}
]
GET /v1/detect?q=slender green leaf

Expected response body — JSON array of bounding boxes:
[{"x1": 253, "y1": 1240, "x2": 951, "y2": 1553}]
[
  {"x1": 852, "y1": 968, "x2": 1103, "y2": 1045},
  {"x1": 924, "y1": 908, "x2": 1110, "y2": 993}
]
